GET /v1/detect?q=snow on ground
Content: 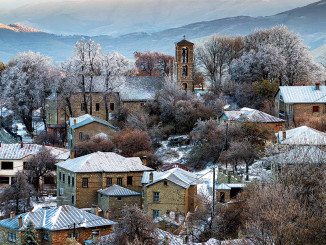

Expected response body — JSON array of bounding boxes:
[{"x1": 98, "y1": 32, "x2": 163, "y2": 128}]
[
  {"x1": 13, "y1": 120, "x2": 45, "y2": 143},
  {"x1": 31, "y1": 195, "x2": 57, "y2": 211},
  {"x1": 155, "y1": 138, "x2": 192, "y2": 164}
]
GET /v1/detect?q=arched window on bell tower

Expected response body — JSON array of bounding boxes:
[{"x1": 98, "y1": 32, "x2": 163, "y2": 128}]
[
  {"x1": 182, "y1": 83, "x2": 188, "y2": 91},
  {"x1": 182, "y1": 47, "x2": 188, "y2": 63},
  {"x1": 182, "y1": 65, "x2": 188, "y2": 76}
]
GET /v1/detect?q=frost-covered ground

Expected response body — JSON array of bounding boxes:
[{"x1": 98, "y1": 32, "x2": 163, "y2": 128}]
[
  {"x1": 155, "y1": 138, "x2": 192, "y2": 164},
  {"x1": 31, "y1": 195, "x2": 57, "y2": 211}
]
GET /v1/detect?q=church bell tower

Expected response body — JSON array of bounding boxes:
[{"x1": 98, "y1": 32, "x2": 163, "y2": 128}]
[{"x1": 175, "y1": 37, "x2": 194, "y2": 92}]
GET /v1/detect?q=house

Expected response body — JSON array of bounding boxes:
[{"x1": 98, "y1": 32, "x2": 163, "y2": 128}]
[
  {"x1": 274, "y1": 83, "x2": 326, "y2": 125},
  {"x1": 56, "y1": 152, "x2": 153, "y2": 209},
  {"x1": 67, "y1": 114, "x2": 118, "y2": 151},
  {"x1": 0, "y1": 143, "x2": 70, "y2": 190},
  {"x1": 0, "y1": 205, "x2": 116, "y2": 245},
  {"x1": 219, "y1": 107, "x2": 285, "y2": 132},
  {"x1": 275, "y1": 126, "x2": 326, "y2": 146},
  {"x1": 97, "y1": 184, "x2": 141, "y2": 220},
  {"x1": 142, "y1": 168, "x2": 198, "y2": 219},
  {"x1": 216, "y1": 183, "x2": 246, "y2": 203}
]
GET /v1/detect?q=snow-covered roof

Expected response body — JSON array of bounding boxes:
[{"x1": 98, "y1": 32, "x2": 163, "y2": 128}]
[
  {"x1": 266, "y1": 146, "x2": 326, "y2": 165},
  {"x1": 278, "y1": 85, "x2": 326, "y2": 103},
  {"x1": 56, "y1": 151, "x2": 153, "y2": 173},
  {"x1": 0, "y1": 143, "x2": 70, "y2": 160},
  {"x1": 68, "y1": 114, "x2": 118, "y2": 131},
  {"x1": 221, "y1": 107, "x2": 285, "y2": 123},
  {"x1": 216, "y1": 183, "x2": 231, "y2": 190},
  {"x1": 142, "y1": 167, "x2": 199, "y2": 189},
  {"x1": 276, "y1": 126, "x2": 326, "y2": 145},
  {"x1": 0, "y1": 205, "x2": 116, "y2": 231},
  {"x1": 98, "y1": 184, "x2": 140, "y2": 196}
]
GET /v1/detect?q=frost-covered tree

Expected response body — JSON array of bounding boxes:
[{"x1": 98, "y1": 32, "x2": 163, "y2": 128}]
[
  {"x1": 22, "y1": 221, "x2": 39, "y2": 245},
  {"x1": 195, "y1": 35, "x2": 243, "y2": 92},
  {"x1": 1, "y1": 52, "x2": 57, "y2": 134},
  {"x1": 101, "y1": 52, "x2": 129, "y2": 121}
]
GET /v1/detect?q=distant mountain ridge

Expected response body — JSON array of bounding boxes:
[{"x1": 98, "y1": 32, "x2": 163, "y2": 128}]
[
  {"x1": 0, "y1": 0, "x2": 325, "y2": 63},
  {"x1": 0, "y1": 23, "x2": 42, "y2": 33}
]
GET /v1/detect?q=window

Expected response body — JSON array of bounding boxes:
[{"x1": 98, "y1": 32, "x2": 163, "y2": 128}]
[
  {"x1": 79, "y1": 132, "x2": 84, "y2": 140},
  {"x1": 117, "y1": 197, "x2": 122, "y2": 201},
  {"x1": 182, "y1": 65, "x2": 188, "y2": 76},
  {"x1": 140, "y1": 103, "x2": 145, "y2": 107},
  {"x1": 164, "y1": 181, "x2": 168, "y2": 186},
  {"x1": 92, "y1": 230, "x2": 100, "y2": 240},
  {"x1": 106, "y1": 178, "x2": 112, "y2": 187},
  {"x1": 117, "y1": 178, "x2": 122, "y2": 186},
  {"x1": 0, "y1": 177, "x2": 10, "y2": 184},
  {"x1": 1, "y1": 162, "x2": 13, "y2": 170},
  {"x1": 313, "y1": 106, "x2": 319, "y2": 113},
  {"x1": 127, "y1": 176, "x2": 133, "y2": 186},
  {"x1": 110, "y1": 103, "x2": 115, "y2": 111},
  {"x1": 153, "y1": 210, "x2": 159, "y2": 218},
  {"x1": 62, "y1": 174, "x2": 65, "y2": 183},
  {"x1": 8, "y1": 232, "x2": 16, "y2": 242},
  {"x1": 59, "y1": 188, "x2": 64, "y2": 196},
  {"x1": 81, "y1": 103, "x2": 86, "y2": 111},
  {"x1": 23, "y1": 162, "x2": 29, "y2": 170},
  {"x1": 96, "y1": 103, "x2": 100, "y2": 111},
  {"x1": 68, "y1": 176, "x2": 71, "y2": 185},
  {"x1": 43, "y1": 232, "x2": 49, "y2": 241},
  {"x1": 59, "y1": 172, "x2": 62, "y2": 181},
  {"x1": 72, "y1": 195, "x2": 74, "y2": 204},
  {"x1": 153, "y1": 192, "x2": 160, "y2": 202},
  {"x1": 72, "y1": 177, "x2": 75, "y2": 187},
  {"x1": 182, "y1": 47, "x2": 188, "y2": 63},
  {"x1": 82, "y1": 178, "x2": 88, "y2": 188},
  {"x1": 182, "y1": 83, "x2": 188, "y2": 91}
]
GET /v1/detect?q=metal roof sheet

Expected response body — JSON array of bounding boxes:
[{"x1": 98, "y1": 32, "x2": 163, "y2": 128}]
[
  {"x1": 276, "y1": 126, "x2": 326, "y2": 145},
  {"x1": 0, "y1": 205, "x2": 116, "y2": 231},
  {"x1": 143, "y1": 168, "x2": 199, "y2": 189},
  {"x1": 278, "y1": 86, "x2": 326, "y2": 103},
  {"x1": 222, "y1": 108, "x2": 285, "y2": 123},
  {"x1": 98, "y1": 185, "x2": 140, "y2": 196},
  {"x1": 216, "y1": 183, "x2": 231, "y2": 190},
  {"x1": 68, "y1": 114, "x2": 118, "y2": 130},
  {"x1": 56, "y1": 152, "x2": 153, "y2": 173},
  {"x1": 0, "y1": 143, "x2": 70, "y2": 160}
]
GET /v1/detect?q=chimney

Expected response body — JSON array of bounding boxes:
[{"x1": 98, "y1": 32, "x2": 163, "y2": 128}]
[
  {"x1": 141, "y1": 156, "x2": 147, "y2": 166},
  {"x1": 18, "y1": 216, "x2": 23, "y2": 228},
  {"x1": 316, "y1": 82, "x2": 320, "y2": 91},
  {"x1": 70, "y1": 150, "x2": 75, "y2": 159},
  {"x1": 175, "y1": 211, "x2": 179, "y2": 223},
  {"x1": 105, "y1": 210, "x2": 110, "y2": 219},
  {"x1": 283, "y1": 131, "x2": 286, "y2": 140},
  {"x1": 21, "y1": 143, "x2": 24, "y2": 148},
  {"x1": 149, "y1": 172, "x2": 154, "y2": 183},
  {"x1": 74, "y1": 119, "x2": 77, "y2": 125},
  {"x1": 295, "y1": 83, "x2": 300, "y2": 86},
  {"x1": 302, "y1": 83, "x2": 305, "y2": 86},
  {"x1": 165, "y1": 236, "x2": 170, "y2": 245},
  {"x1": 92, "y1": 205, "x2": 99, "y2": 216},
  {"x1": 10, "y1": 211, "x2": 15, "y2": 220}
]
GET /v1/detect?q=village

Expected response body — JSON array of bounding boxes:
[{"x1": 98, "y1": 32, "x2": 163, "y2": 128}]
[{"x1": 0, "y1": 24, "x2": 326, "y2": 245}]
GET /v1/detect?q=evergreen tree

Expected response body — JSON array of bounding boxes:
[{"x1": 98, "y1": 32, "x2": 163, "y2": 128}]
[{"x1": 22, "y1": 221, "x2": 39, "y2": 245}]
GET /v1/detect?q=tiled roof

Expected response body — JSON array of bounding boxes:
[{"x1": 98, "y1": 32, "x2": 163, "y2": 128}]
[
  {"x1": 142, "y1": 167, "x2": 199, "y2": 189},
  {"x1": 98, "y1": 185, "x2": 140, "y2": 196},
  {"x1": 56, "y1": 151, "x2": 153, "y2": 173},
  {"x1": 68, "y1": 114, "x2": 118, "y2": 130},
  {"x1": 221, "y1": 107, "x2": 285, "y2": 123},
  {"x1": 177, "y1": 39, "x2": 194, "y2": 45},
  {"x1": 0, "y1": 143, "x2": 70, "y2": 160},
  {"x1": 0, "y1": 205, "x2": 117, "y2": 231},
  {"x1": 276, "y1": 126, "x2": 326, "y2": 145},
  {"x1": 266, "y1": 146, "x2": 326, "y2": 165},
  {"x1": 278, "y1": 86, "x2": 326, "y2": 103}
]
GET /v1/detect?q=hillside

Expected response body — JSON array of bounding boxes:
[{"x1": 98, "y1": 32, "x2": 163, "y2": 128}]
[{"x1": 0, "y1": 0, "x2": 326, "y2": 63}]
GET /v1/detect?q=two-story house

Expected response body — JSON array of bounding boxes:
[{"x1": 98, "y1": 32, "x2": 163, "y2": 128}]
[
  {"x1": 56, "y1": 151, "x2": 153, "y2": 209},
  {"x1": 0, "y1": 205, "x2": 116, "y2": 245}
]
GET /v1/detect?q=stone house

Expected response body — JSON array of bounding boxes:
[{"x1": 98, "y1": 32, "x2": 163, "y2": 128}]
[
  {"x1": 0, "y1": 205, "x2": 116, "y2": 245},
  {"x1": 142, "y1": 168, "x2": 198, "y2": 219},
  {"x1": 219, "y1": 107, "x2": 285, "y2": 132},
  {"x1": 274, "y1": 83, "x2": 326, "y2": 125},
  {"x1": 97, "y1": 184, "x2": 141, "y2": 220},
  {"x1": 0, "y1": 143, "x2": 69, "y2": 192},
  {"x1": 56, "y1": 151, "x2": 153, "y2": 209},
  {"x1": 66, "y1": 114, "x2": 118, "y2": 152}
]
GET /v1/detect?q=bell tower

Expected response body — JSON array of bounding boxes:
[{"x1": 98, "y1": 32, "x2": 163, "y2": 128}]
[{"x1": 175, "y1": 37, "x2": 194, "y2": 92}]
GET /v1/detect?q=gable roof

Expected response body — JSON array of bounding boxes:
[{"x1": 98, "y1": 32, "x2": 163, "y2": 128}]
[
  {"x1": 276, "y1": 126, "x2": 326, "y2": 145},
  {"x1": 56, "y1": 151, "x2": 153, "y2": 173},
  {"x1": 221, "y1": 107, "x2": 285, "y2": 123},
  {"x1": 177, "y1": 39, "x2": 194, "y2": 45},
  {"x1": 68, "y1": 114, "x2": 118, "y2": 131},
  {"x1": 277, "y1": 86, "x2": 326, "y2": 103},
  {"x1": 0, "y1": 205, "x2": 116, "y2": 231},
  {"x1": 142, "y1": 167, "x2": 199, "y2": 189},
  {"x1": 0, "y1": 143, "x2": 70, "y2": 160},
  {"x1": 98, "y1": 185, "x2": 140, "y2": 196}
]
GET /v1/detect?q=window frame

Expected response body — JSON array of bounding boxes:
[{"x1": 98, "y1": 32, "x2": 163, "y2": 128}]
[
  {"x1": 127, "y1": 176, "x2": 133, "y2": 186},
  {"x1": 8, "y1": 232, "x2": 16, "y2": 242},
  {"x1": 82, "y1": 178, "x2": 88, "y2": 188},
  {"x1": 153, "y1": 192, "x2": 160, "y2": 202},
  {"x1": 68, "y1": 176, "x2": 71, "y2": 185},
  {"x1": 117, "y1": 177, "x2": 122, "y2": 186},
  {"x1": 95, "y1": 103, "x2": 100, "y2": 112},
  {"x1": 153, "y1": 210, "x2": 159, "y2": 218},
  {"x1": 62, "y1": 174, "x2": 65, "y2": 183},
  {"x1": 106, "y1": 177, "x2": 112, "y2": 187},
  {"x1": 43, "y1": 232, "x2": 49, "y2": 241},
  {"x1": 1, "y1": 161, "x2": 13, "y2": 170},
  {"x1": 79, "y1": 132, "x2": 84, "y2": 140},
  {"x1": 313, "y1": 106, "x2": 320, "y2": 113},
  {"x1": 110, "y1": 103, "x2": 115, "y2": 111}
]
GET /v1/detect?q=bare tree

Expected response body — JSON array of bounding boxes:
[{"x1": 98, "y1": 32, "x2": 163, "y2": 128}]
[{"x1": 75, "y1": 136, "x2": 114, "y2": 157}]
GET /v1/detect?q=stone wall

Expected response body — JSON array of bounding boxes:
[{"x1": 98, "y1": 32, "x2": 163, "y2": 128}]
[{"x1": 293, "y1": 103, "x2": 326, "y2": 124}]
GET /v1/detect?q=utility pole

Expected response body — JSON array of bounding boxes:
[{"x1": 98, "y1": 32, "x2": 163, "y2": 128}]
[{"x1": 212, "y1": 167, "x2": 216, "y2": 216}]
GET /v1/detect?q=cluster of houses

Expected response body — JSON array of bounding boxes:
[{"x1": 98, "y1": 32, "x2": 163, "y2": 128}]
[{"x1": 0, "y1": 38, "x2": 325, "y2": 244}]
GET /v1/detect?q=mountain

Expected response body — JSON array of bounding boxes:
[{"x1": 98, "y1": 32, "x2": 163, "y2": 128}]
[
  {"x1": 0, "y1": 23, "x2": 43, "y2": 33},
  {"x1": 0, "y1": 0, "x2": 325, "y2": 63}
]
